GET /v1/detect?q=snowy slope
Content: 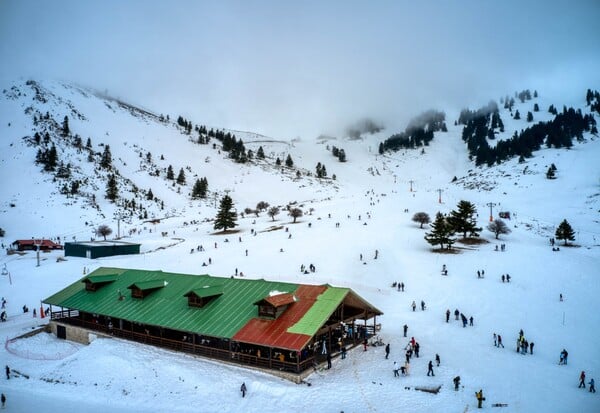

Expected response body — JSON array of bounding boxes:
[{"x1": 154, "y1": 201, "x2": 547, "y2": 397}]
[{"x1": 0, "y1": 80, "x2": 599, "y2": 413}]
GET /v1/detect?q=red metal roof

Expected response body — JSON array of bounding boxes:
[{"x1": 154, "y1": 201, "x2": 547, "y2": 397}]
[
  {"x1": 233, "y1": 285, "x2": 327, "y2": 351},
  {"x1": 13, "y1": 239, "x2": 62, "y2": 248}
]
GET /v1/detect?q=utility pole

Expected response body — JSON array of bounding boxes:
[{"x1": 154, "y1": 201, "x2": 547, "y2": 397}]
[
  {"x1": 34, "y1": 238, "x2": 43, "y2": 267},
  {"x1": 486, "y1": 202, "x2": 497, "y2": 222},
  {"x1": 437, "y1": 189, "x2": 443, "y2": 204},
  {"x1": 409, "y1": 180, "x2": 414, "y2": 192}
]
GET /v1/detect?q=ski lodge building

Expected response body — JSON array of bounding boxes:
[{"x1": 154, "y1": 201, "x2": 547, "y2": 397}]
[{"x1": 43, "y1": 267, "x2": 382, "y2": 382}]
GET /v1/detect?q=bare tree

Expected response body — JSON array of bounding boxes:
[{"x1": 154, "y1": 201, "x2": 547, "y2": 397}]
[
  {"x1": 267, "y1": 206, "x2": 280, "y2": 221},
  {"x1": 289, "y1": 208, "x2": 303, "y2": 223},
  {"x1": 256, "y1": 201, "x2": 270, "y2": 212},
  {"x1": 412, "y1": 212, "x2": 431, "y2": 228},
  {"x1": 96, "y1": 224, "x2": 113, "y2": 240},
  {"x1": 487, "y1": 219, "x2": 511, "y2": 239}
]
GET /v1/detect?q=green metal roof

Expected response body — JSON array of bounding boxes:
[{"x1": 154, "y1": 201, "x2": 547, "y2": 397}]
[
  {"x1": 287, "y1": 286, "x2": 349, "y2": 336},
  {"x1": 44, "y1": 268, "x2": 300, "y2": 339}
]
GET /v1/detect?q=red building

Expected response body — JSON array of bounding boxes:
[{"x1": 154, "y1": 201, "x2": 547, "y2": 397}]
[{"x1": 11, "y1": 239, "x2": 63, "y2": 251}]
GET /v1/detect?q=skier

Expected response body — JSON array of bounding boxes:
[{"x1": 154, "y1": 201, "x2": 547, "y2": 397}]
[
  {"x1": 589, "y1": 378, "x2": 596, "y2": 393},
  {"x1": 240, "y1": 382, "x2": 247, "y2": 398},
  {"x1": 393, "y1": 361, "x2": 400, "y2": 377},
  {"x1": 446, "y1": 309, "x2": 450, "y2": 323},
  {"x1": 476, "y1": 389, "x2": 485, "y2": 408},
  {"x1": 579, "y1": 371, "x2": 586, "y2": 388},
  {"x1": 435, "y1": 353, "x2": 440, "y2": 367},
  {"x1": 403, "y1": 324, "x2": 408, "y2": 337},
  {"x1": 412, "y1": 301, "x2": 416, "y2": 312},
  {"x1": 385, "y1": 343, "x2": 390, "y2": 359},
  {"x1": 454, "y1": 309, "x2": 460, "y2": 320},
  {"x1": 427, "y1": 360, "x2": 435, "y2": 376},
  {"x1": 453, "y1": 376, "x2": 461, "y2": 391}
]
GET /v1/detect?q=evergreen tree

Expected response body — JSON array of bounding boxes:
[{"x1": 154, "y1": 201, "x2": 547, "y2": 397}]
[
  {"x1": 527, "y1": 111, "x2": 533, "y2": 122},
  {"x1": 86, "y1": 137, "x2": 92, "y2": 149},
  {"x1": 257, "y1": 146, "x2": 265, "y2": 159},
  {"x1": 62, "y1": 116, "x2": 70, "y2": 137},
  {"x1": 338, "y1": 149, "x2": 346, "y2": 162},
  {"x1": 213, "y1": 195, "x2": 238, "y2": 231},
  {"x1": 100, "y1": 145, "x2": 112, "y2": 169},
  {"x1": 424, "y1": 212, "x2": 455, "y2": 250},
  {"x1": 285, "y1": 154, "x2": 294, "y2": 167},
  {"x1": 146, "y1": 188, "x2": 154, "y2": 200},
  {"x1": 176, "y1": 168, "x2": 186, "y2": 185},
  {"x1": 105, "y1": 174, "x2": 119, "y2": 202},
  {"x1": 555, "y1": 219, "x2": 575, "y2": 245},
  {"x1": 166, "y1": 165, "x2": 174, "y2": 180},
  {"x1": 533, "y1": 103, "x2": 539, "y2": 112},
  {"x1": 275, "y1": 157, "x2": 281, "y2": 166},
  {"x1": 447, "y1": 200, "x2": 480, "y2": 238},
  {"x1": 514, "y1": 110, "x2": 521, "y2": 120}
]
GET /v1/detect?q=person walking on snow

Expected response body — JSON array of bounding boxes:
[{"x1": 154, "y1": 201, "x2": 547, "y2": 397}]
[
  {"x1": 4, "y1": 366, "x2": 9, "y2": 380},
  {"x1": 421, "y1": 300, "x2": 426, "y2": 311},
  {"x1": 446, "y1": 309, "x2": 450, "y2": 323},
  {"x1": 412, "y1": 301, "x2": 417, "y2": 312},
  {"x1": 393, "y1": 361, "x2": 400, "y2": 377},
  {"x1": 414, "y1": 342, "x2": 420, "y2": 358},
  {"x1": 435, "y1": 353, "x2": 440, "y2": 367},
  {"x1": 453, "y1": 376, "x2": 461, "y2": 391},
  {"x1": 529, "y1": 342, "x2": 534, "y2": 354},
  {"x1": 454, "y1": 309, "x2": 460, "y2": 320},
  {"x1": 493, "y1": 333, "x2": 497, "y2": 347},
  {"x1": 240, "y1": 382, "x2": 247, "y2": 398},
  {"x1": 427, "y1": 360, "x2": 435, "y2": 376},
  {"x1": 1, "y1": 393, "x2": 5, "y2": 409},
  {"x1": 579, "y1": 371, "x2": 586, "y2": 388},
  {"x1": 385, "y1": 343, "x2": 390, "y2": 359},
  {"x1": 403, "y1": 324, "x2": 408, "y2": 337},
  {"x1": 498, "y1": 334, "x2": 504, "y2": 348},
  {"x1": 476, "y1": 389, "x2": 485, "y2": 408},
  {"x1": 589, "y1": 378, "x2": 596, "y2": 393}
]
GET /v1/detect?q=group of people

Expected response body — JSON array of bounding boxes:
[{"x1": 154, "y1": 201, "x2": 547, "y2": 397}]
[
  {"x1": 411, "y1": 301, "x2": 426, "y2": 311},
  {"x1": 300, "y1": 264, "x2": 316, "y2": 274},
  {"x1": 391, "y1": 281, "x2": 405, "y2": 292},
  {"x1": 579, "y1": 371, "x2": 596, "y2": 393},
  {"x1": 517, "y1": 329, "x2": 534, "y2": 355}
]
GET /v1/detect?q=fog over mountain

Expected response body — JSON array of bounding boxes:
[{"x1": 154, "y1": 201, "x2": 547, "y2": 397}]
[{"x1": 1, "y1": 1, "x2": 599, "y2": 138}]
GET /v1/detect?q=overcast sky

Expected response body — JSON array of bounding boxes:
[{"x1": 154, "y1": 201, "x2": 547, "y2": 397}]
[{"x1": 1, "y1": 0, "x2": 599, "y2": 139}]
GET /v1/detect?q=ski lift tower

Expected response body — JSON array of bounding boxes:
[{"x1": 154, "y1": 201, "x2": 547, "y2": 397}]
[{"x1": 34, "y1": 238, "x2": 43, "y2": 267}]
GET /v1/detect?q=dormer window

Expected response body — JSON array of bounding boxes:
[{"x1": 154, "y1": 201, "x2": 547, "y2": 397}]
[
  {"x1": 82, "y1": 274, "x2": 119, "y2": 291},
  {"x1": 254, "y1": 292, "x2": 296, "y2": 319},
  {"x1": 184, "y1": 285, "x2": 223, "y2": 308},
  {"x1": 127, "y1": 280, "x2": 167, "y2": 299}
]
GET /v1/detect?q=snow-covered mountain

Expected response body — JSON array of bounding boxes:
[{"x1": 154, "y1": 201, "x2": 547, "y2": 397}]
[{"x1": 0, "y1": 79, "x2": 599, "y2": 413}]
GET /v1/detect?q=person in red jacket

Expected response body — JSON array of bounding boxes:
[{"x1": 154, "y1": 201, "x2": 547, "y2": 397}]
[{"x1": 579, "y1": 371, "x2": 586, "y2": 388}]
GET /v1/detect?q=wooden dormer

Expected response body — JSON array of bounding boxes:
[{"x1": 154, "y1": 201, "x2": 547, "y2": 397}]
[
  {"x1": 127, "y1": 280, "x2": 167, "y2": 299},
  {"x1": 83, "y1": 274, "x2": 119, "y2": 292},
  {"x1": 184, "y1": 285, "x2": 223, "y2": 308},
  {"x1": 254, "y1": 292, "x2": 296, "y2": 319}
]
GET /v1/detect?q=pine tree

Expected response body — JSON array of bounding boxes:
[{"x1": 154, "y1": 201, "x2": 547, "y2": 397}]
[
  {"x1": 447, "y1": 200, "x2": 480, "y2": 238},
  {"x1": 146, "y1": 188, "x2": 154, "y2": 200},
  {"x1": 527, "y1": 111, "x2": 533, "y2": 122},
  {"x1": 166, "y1": 165, "x2": 174, "y2": 180},
  {"x1": 533, "y1": 103, "x2": 539, "y2": 112},
  {"x1": 191, "y1": 178, "x2": 208, "y2": 199},
  {"x1": 176, "y1": 168, "x2": 186, "y2": 185},
  {"x1": 257, "y1": 146, "x2": 265, "y2": 159},
  {"x1": 555, "y1": 219, "x2": 575, "y2": 245},
  {"x1": 285, "y1": 154, "x2": 294, "y2": 167},
  {"x1": 62, "y1": 116, "x2": 70, "y2": 137},
  {"x1": 105, "y1": 174, "x2": 119, "y2": 202},
  {"x1": 338, "y1": 149, "x2": 346, "y2": 162},
  {"x1": 514, "y1": 110, "x2": 521, "y2": 120},
  {"x1": 45, "y1": 145, "x2": 58, "y2": 171},
  {"x1": 424, "y1": 212, "x2": 455, "y2": 250},
  {"x1": 275, "y1": 157, "x2": 281, "y2": 166},
  {"x1": 100, "y1": 145, "x2": 112, "y2": 169},
  {"x1": 213, "y1": 195, "x2": 238, "y2": 231}
]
